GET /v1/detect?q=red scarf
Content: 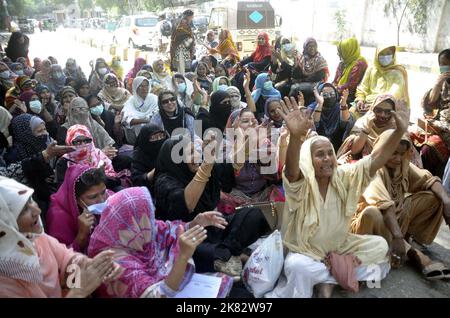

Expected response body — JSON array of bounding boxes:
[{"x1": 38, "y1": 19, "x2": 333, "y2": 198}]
[{"x1": 251, "y1": 32, "x2": 272, "y2": 63}]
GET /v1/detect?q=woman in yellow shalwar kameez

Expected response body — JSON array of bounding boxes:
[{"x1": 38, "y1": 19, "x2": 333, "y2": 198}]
[
  {"x1": 351, "y1": 45, "x2": 410, "y2": 120},
  {"x1": 266, "y1": 97, "x2": 409, "y2": 298}
]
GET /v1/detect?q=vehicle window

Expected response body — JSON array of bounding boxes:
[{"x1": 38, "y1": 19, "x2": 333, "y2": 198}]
[
  {"x1": 135, "y1": 17, "x2": 158, "y2": 27},
  {"x1": 209, "y1": 9, "x2": 226, "y2": 29}
]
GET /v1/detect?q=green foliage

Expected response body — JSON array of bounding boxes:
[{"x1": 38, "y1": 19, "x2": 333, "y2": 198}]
[{"x1": 334, "y1": 9, "x2": 347, "y2": 40}]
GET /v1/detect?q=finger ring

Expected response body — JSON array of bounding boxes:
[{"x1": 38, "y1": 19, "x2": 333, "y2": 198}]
[{"x1": 192, "y1": 237, "x2": 197, "y2": 242}]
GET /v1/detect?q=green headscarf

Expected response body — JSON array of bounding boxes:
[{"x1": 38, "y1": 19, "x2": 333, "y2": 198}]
[{"x1": 337, "y1": 38, "x2": 366, "y2": 86}]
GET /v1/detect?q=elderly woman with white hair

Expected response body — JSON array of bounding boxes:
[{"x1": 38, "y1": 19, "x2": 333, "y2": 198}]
[
  {"x1": 121, "y1": 76, "x2": 159, "y2": 145},
  {"x1": 266, "y1": 97, "x2": 408, "y2": 298}
]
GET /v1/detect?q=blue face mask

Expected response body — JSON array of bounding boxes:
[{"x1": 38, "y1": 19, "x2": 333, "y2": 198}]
[
  {"x1": 283, "y1": 43, "x2": 294, "y2": 52},
  {"x1": 15, "y1": 70, "x2": 24, "y2": 76},
  {"x1": 86, "y1": 201, "x2": 108, "y2": 215},
  {"x1": 440, "y1": 65, "x2": 450, "y2": 74},
  {"x1": 263, "y1": 81, "x2": 273, "y2": 91},
  {"x1": 378, "y1": 55, "x2": 393, "y2": 67},
  {"x1": 90, "y1": 104, "x2": 104, "y2": 116},
  {"x1": 178, "y1": 82, "x2": 187, "y2": 93},
  {"x1": 217, "y1": 84, "x2": 228, "y2": 92}
]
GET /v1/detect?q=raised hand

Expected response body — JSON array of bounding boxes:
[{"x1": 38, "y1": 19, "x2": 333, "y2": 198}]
[
  {"x1": 243, "y1": 68, "x2": 251, "y2": 89},
  {"x1": 102, "y1": 146, "x2": 118, "y2": 159},
  {"x1": 191, "y1": 211, "x2": 228, "y2": 230},
  {"x1": 356, "y1": 100, "x2": 367, "y2": 112},
  {"x1": 202, "y1": 131, "x2": 218, "y2": 164},
  {"x1": 340, "y1": 89, "x2": 349, "y2": 108},
  {"x1": 313, "y1": 86, "x2": 324, "y2": 106},
  {"x1": 178, "y1": 225, "x2": 208, "y2": 261},
  {"x1": 392, "y1": 109, "x2": 409, "y2": 133},
  {"x1": 44, "y1": 142, "x2": 75, "y2": 160},
  {"x1": 337, "y1": 150, "x2": 352, "y2": 165},
  {"x1": 298, "y1": 91, "x2": 305, "y2": 107},
  {"x1": 276, "y1": 97, "x2": 313, "y2": 139}
]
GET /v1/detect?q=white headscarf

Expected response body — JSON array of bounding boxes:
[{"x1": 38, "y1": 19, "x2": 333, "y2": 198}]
[
  {"x1": 122, "y1": 76, "x2": 159, "y2": 128},
  {"x1": 0, "y1": 177, "x2": 43, "y2": 283},
  {"x1": 0, "y1": 106, "x2": 12, "y2": 138}
]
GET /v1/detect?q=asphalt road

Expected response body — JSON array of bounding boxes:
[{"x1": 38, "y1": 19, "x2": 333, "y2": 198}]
[{"x1": 27, "y1": 28, "x2": 450, "y2": 298}]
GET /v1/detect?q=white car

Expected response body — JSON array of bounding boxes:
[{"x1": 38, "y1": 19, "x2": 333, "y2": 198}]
[{"x1": 112, "y1": 15, "x2": 160, "y2": 50}]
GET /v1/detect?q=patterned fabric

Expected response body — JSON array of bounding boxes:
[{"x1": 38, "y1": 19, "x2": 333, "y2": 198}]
[
  {"x1": 10, "y1": 114, "x2": 49, "y2": 161},
  {"x1": 87, "y1": 187, "x2": 190, "y2": 298},
  {"x1": 0, "y1": 177, "x2": 41, "y2": 283},
  {"x1": 299, "y1": 38, "x2": 328, "y2": 77},
  {"x1": 63, "y1": 124, "x2": 116, "y2": 177}
]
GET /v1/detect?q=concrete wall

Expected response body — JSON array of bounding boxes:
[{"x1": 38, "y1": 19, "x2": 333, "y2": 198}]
[{"x1": 436, "y1": 0, "x2": 450, "y2": 51}]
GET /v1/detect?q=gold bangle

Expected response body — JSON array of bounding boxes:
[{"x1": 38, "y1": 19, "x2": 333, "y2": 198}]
[{"x1": 193, "y1": 165, "x2": 211, "y2": 183}]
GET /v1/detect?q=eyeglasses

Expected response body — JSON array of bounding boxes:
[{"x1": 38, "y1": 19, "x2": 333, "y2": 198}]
[
  {"x1": 72, "y1": 138, "x2": 92, "y2": 146},
  {"x1": 161, "y1": 97, "x2": 176, "y2": 105},
  {"x1": 373, "y1": 108, "x2": 392, "y2": 115}
]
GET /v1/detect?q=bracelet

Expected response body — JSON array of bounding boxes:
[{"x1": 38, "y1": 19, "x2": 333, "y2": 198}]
[
  {"x1": 193, "y1": 165, "x2": 212, "y2": 183},
  {"x1": 361, "y1": 130, "x2": 370, "y2": 135},
  {"x1": 315, "y1": 110, "x2": 322, "y2": 113}
]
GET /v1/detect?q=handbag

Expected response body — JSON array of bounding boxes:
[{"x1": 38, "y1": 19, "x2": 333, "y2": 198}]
[{"x1": 235, "y1": 201, "x2": 285, "y2": 232}]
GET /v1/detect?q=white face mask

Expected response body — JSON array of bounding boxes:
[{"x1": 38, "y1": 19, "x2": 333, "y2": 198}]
[
  {"x1": 29, "y1": 100, "x2": 42, "y2": 114},
  {"x1": 379, "y1": 55, "x2": 393, "y2": 67},
  {"x1": 86, "y1": 201, "x2": 107, "y2": 215},
  {"x1": 283, "y1": 43, "x2": 294, "y2": 52},
  {"x1": 217, "y1": 84, "x2": 228, "y2": 92},
  {"x1": 230, "y1": 95, "x2": 241, "y2": 108},
  {"x1": 98, "y1": 67, "x2": 108, "y2": 75},
  {"x1": 0, "y1": 70, "x2": 10, "y2": 79}
]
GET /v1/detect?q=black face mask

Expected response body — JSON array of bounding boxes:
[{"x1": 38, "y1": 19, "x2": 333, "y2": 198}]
[
  {"x1": 36, "y1": 134, "x2": 51, "y2": 149},
  {"x1": 323, "y1": 98, "x2": 336, "y2": 109}
]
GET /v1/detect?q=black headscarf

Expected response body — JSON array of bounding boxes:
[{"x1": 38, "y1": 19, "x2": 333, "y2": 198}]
[
  {"x1": 5, "y1": 32, "x2": 27, "y2": 62},
  {"x1": 158, "y1": 92, "x2": 194, "y2": 136},
  {"x1": 133, "y1": 124, "x2": 168, "y2": 172},
  {"x1": 155, "y1": 137, "x2": 220, "y2": 214},
  {"x1": 209, "y1": 91, "x2": 232, "y2": 133},
  {"x1": 10, "y1": 114, "x2": 50, "y2": 161}
]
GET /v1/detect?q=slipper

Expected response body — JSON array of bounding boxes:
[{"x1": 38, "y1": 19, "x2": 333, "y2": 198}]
[{"x1": 422, "y1": 262, "x2": 448, "y2": 281}]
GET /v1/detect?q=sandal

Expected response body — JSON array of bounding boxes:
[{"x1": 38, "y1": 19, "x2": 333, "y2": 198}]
[{"x1": 422, "y1": 262, "x2": 450, "y2": 281}]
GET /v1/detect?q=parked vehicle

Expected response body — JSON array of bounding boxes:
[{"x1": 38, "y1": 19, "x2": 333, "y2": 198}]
[
  {"x1": 208, "y1": 1, "x2": 282, "y2": 56},
  {"x1": 112, "y1": 14, "x2": 159, "y2": 50},
  {"x1": 18, "y1": 18, "x2": 34, "y2": 34},
  {"x1": 42, "y1": 18, "x2": 57, "y2": 32}
]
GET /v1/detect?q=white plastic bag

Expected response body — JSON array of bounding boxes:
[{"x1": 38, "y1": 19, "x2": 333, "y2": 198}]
[{"x1": 242, "y1": 230, "x2": 284, "y2": 298}]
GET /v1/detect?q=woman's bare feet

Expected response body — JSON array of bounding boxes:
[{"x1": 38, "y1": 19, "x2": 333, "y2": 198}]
[{"x1": 317, "y1": 283, "x2": 335, "y2": 298}]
